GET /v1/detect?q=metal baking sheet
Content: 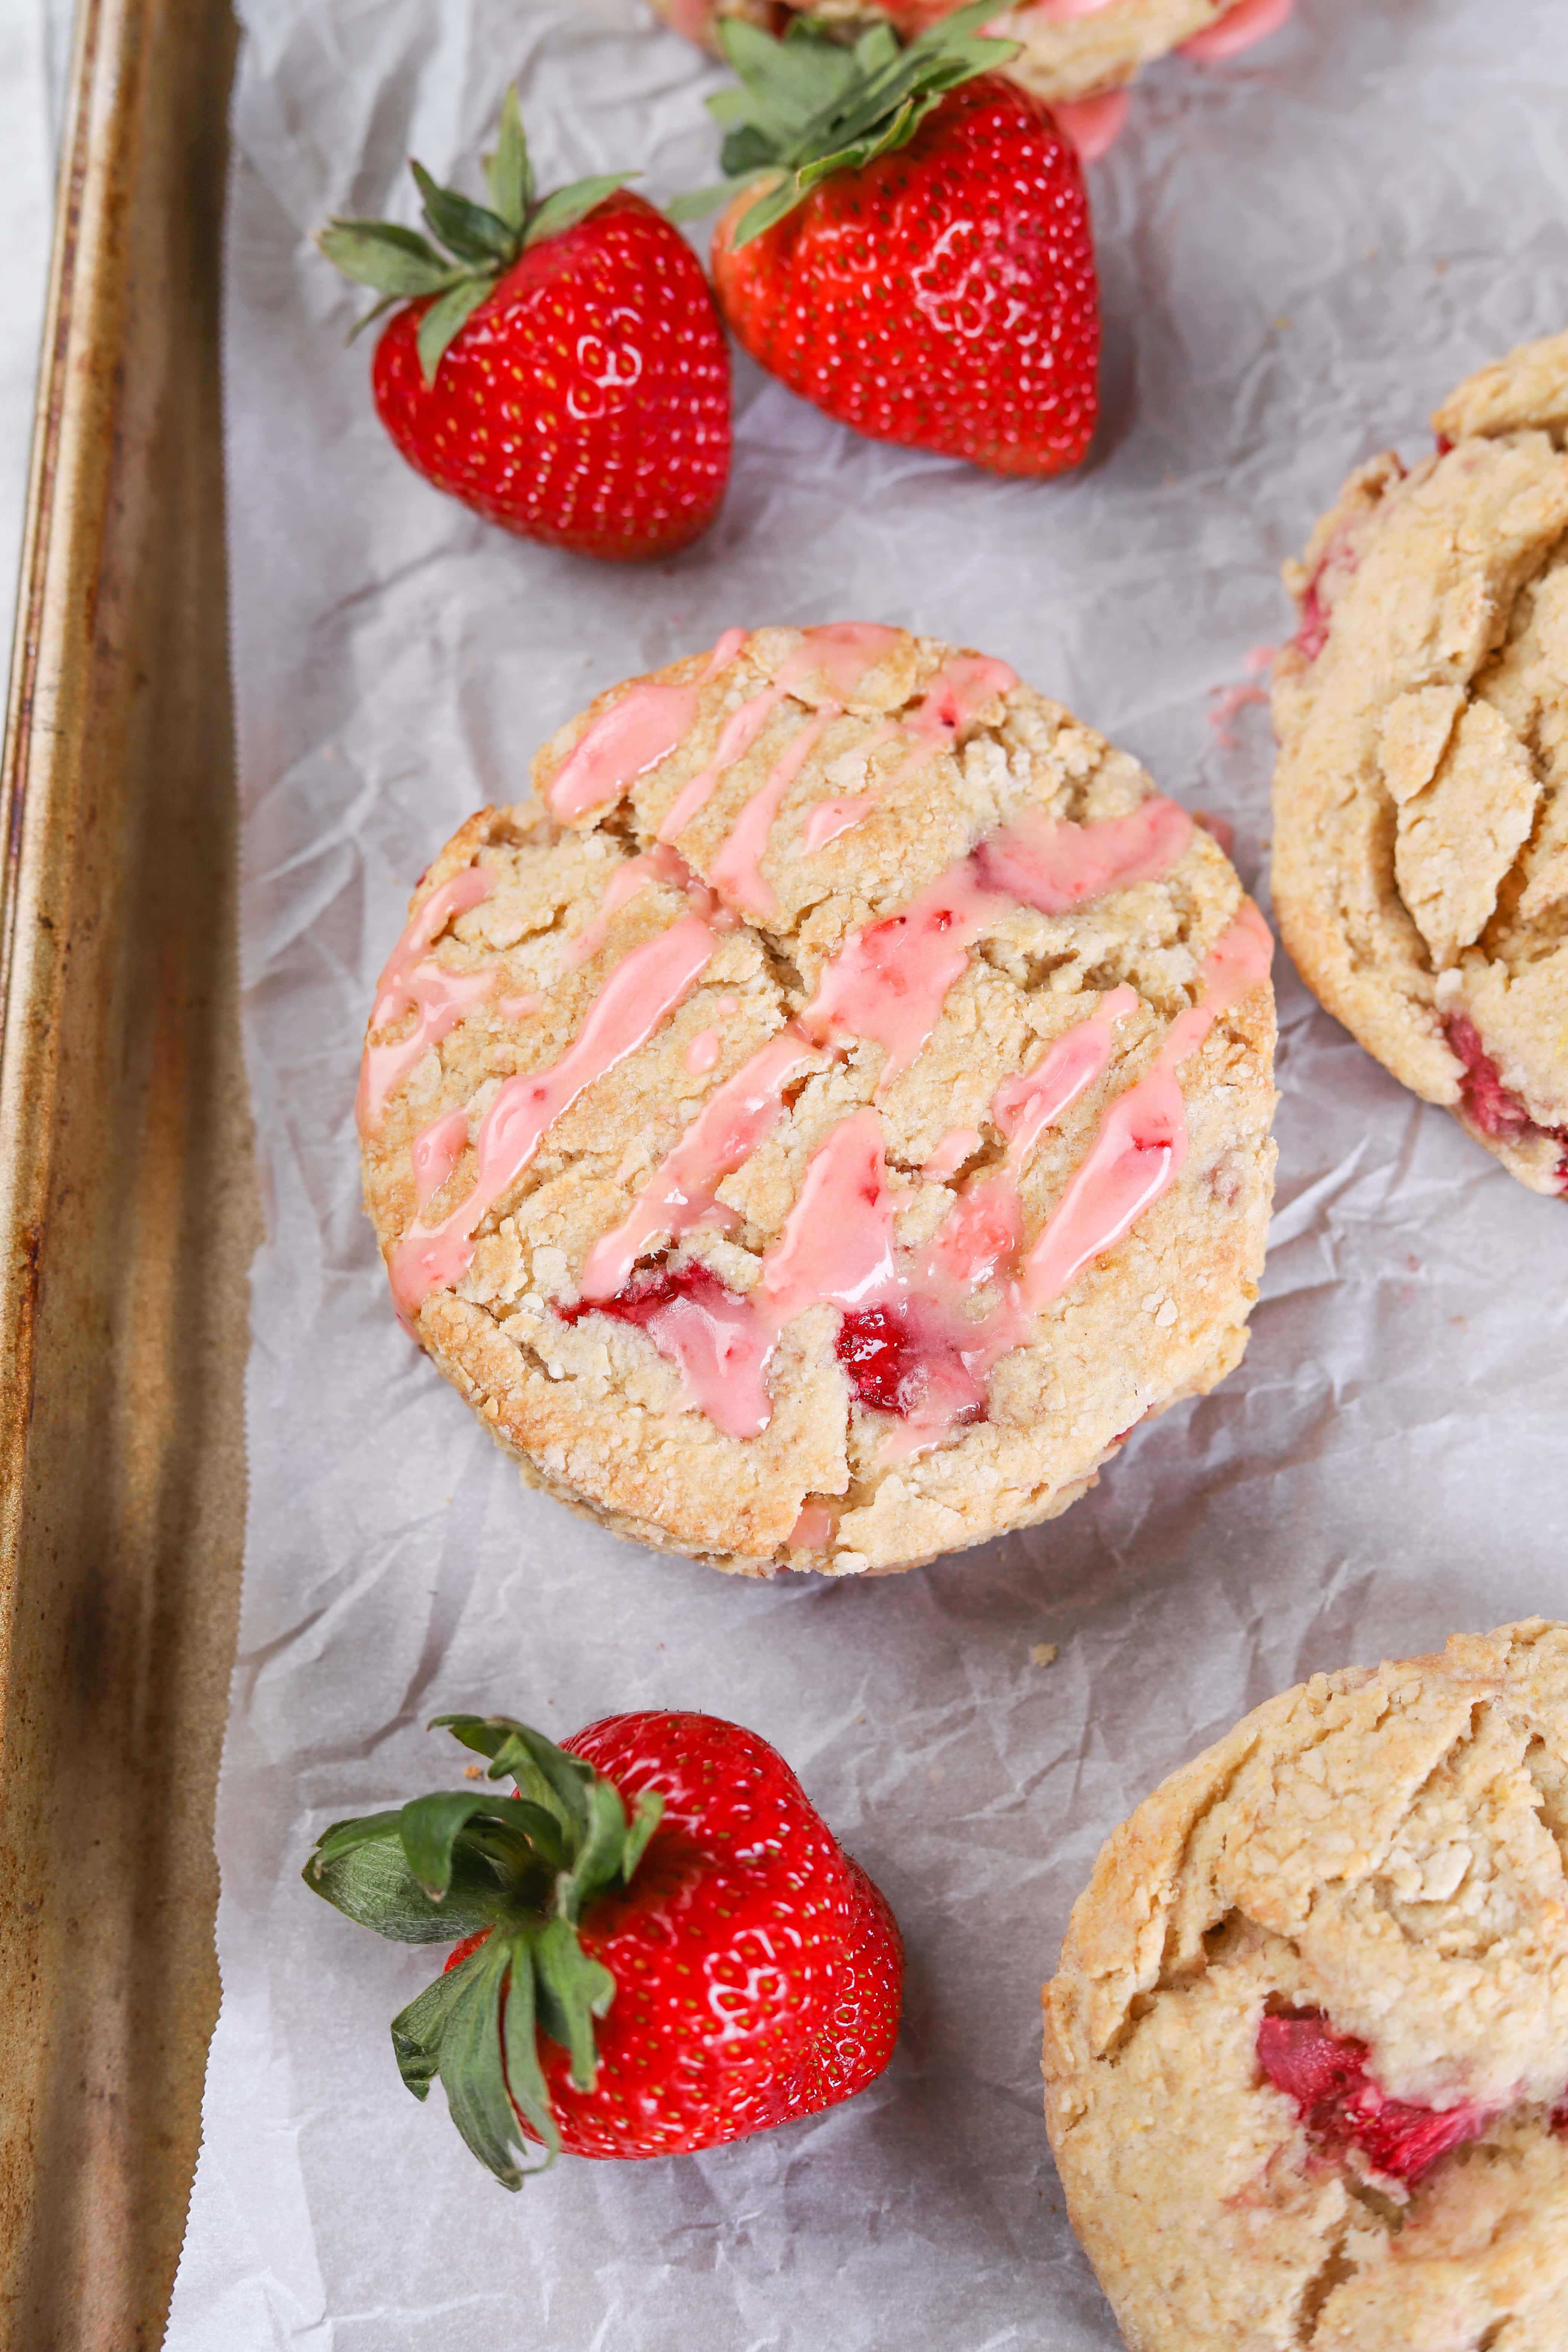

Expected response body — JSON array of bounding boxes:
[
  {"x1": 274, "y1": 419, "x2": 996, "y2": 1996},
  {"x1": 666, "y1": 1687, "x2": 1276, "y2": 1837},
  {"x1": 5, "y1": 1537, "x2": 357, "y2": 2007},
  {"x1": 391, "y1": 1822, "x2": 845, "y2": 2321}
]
[{"x1": 0, "y1": 1, "x2": 249, "y2": 2344}]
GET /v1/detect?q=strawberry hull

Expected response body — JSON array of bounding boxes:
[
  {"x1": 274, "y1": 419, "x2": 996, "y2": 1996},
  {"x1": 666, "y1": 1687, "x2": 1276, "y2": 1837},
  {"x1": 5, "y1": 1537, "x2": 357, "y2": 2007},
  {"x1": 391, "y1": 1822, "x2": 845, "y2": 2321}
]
[{"x1": 712, "y1": 80, "x2": 1099, "y2": 478}]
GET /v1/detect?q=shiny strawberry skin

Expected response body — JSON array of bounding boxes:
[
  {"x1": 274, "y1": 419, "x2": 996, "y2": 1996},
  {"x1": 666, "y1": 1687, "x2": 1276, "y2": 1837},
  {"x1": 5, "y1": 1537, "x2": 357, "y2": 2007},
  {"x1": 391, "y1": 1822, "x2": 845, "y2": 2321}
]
[
  {"x1": 447, "y1": 1711, "x2": 903, "y2": 2159},
  {"x1": 371, "y1": 193, "x2": 732, "y2": 561},
  {"x1": 712, "y1": 77, "x2": 1098, "y2": 477}
]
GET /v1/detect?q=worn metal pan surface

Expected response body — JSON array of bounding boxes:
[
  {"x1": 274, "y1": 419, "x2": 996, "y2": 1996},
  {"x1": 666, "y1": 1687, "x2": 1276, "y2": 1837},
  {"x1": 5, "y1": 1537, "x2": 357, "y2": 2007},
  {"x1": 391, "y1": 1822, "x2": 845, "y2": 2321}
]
[{"x1": 0, "y1": 0, "x2": 251, "y2": 2343}]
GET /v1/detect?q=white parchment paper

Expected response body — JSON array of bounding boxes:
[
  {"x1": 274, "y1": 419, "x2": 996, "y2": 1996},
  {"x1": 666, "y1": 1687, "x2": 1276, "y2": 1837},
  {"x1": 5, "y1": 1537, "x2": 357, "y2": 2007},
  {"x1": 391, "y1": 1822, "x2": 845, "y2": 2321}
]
[{"x1": 166, "y1": 2, "x2": 1568, "y2": 2342}]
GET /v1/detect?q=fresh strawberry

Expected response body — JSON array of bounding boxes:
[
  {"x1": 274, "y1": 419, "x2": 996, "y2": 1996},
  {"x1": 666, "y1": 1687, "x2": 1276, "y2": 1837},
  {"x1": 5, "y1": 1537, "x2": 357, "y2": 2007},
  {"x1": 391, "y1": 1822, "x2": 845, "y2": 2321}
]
[
  {"x1": 684, "y1": 8, "x2": 1099, "y2": 473},
  {"x1": 303, "y1": 1709, "x2": 902, "y2": 2184},
  {"x1": 318, "y1": 90, "x2": 732, "y2": 561}
]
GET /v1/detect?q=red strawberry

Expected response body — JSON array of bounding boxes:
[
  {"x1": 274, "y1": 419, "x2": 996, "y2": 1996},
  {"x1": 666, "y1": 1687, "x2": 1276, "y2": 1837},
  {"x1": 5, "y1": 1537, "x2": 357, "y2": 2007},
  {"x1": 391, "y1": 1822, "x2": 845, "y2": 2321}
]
[
  {"x1": 319, "y1": 90, "x2": 732, "y2": 561},
  {"x1": 687, "y1": 9, "x2": 1099, "y2": 475},
  {"x1": 304, "y1": 1708, "x2": 902, "y2": 2183}
]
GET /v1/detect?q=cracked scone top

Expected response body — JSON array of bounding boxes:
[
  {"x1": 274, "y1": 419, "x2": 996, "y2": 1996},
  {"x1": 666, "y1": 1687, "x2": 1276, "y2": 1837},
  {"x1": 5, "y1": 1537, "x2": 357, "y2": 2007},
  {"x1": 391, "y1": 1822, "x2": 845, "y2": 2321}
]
[
  {"x1": 653, "y1": 0, "x2": 1290, "y2": 112},
  {"x1": 1272, "y1": 327, "x2": 1568, "y2": 1197},
  {"x1": 1042, "y1": 1620, "x2": 1568, "y2": 2352},
  {"x1": 358, "y1": 623, "x2": 1276, "y2": 1576}
]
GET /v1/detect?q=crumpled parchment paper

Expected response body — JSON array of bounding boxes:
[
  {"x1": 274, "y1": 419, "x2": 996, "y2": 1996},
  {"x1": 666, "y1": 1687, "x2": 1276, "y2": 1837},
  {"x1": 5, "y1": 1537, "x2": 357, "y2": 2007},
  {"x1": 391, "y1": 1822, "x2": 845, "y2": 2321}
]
[{"x1": 164, "y1": 2, "x2": 1568, "y2": 2341}]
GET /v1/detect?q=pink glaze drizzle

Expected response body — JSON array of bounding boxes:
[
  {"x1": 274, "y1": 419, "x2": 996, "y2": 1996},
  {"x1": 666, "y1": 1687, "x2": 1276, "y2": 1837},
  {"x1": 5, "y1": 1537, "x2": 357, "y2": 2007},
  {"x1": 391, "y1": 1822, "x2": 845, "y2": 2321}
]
[
  {"x1": 993, "y1": 985, "x2": 1139, "y2": 1167},
  {"x1": 545, "y1": 630, "x2": 747, "y2": 824},
  {"x1": 802, "y1": 796, "x2": 879, "y2": 854},
  {"x1": 549, "y1": 683, "x2": 699, "y2": 822},
  {"x1": 684, "y1": 1029, "x2": 721, "y2": 1076},
  {"x1": 357, "y1": 866, "x2": 493, "y2": 1132},
  {"x1": 1179, "y1": 0, "x2": 1295, "y2": 62},
  {"x1": 1022, "y1": 903, "x2": 1272, "y2": 1308},
  {"x1": 658, "y1": 682, "x2": 790, "y2": 842},
  {"x1": 390, "y1": 912, "x2": 719, "y2": 1318},
  {"x1": 922, "y1": 1127, "x2": 984, "y2": 1183},
  {"x1": 787, "y1": 1502, "x2": 836, "y2": 1549},
  {"x1": 580, "y1": 1030, "x2": 822, "y2": 1301},
  {"x1": 560, "y1": 846, "x2": 692, "y2": 971},
  {"x1": 804, "y1": 796, "x2": 1190, "y2": 1095},
  {"x1": 581, "y1": 907, "x2": 1268, "y2": 1448},
  {"x1": 410, "y1": 1107, "x2": 471, "y2": 1214},
  {"x1": 709, "y1": 709, "x2": 837, "y2": 916}
]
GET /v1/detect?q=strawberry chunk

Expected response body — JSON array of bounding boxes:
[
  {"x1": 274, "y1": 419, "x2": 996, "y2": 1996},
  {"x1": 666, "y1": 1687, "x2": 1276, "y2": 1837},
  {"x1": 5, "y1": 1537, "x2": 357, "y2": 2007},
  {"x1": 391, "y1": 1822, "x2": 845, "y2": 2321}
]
[
  {"x1": 835, "y1": 1305, "x2": 925, "y2": 1415},
  {"x1": 558, "y1": 1261, "x2": 733, "y2": 1330},
  {"x1": 1257, "y1": 2010, "x2": 1491, "y2": 2184},
  {"x1": 1445, "y1": 1014, "x2": 1568, "y2": 1188}
]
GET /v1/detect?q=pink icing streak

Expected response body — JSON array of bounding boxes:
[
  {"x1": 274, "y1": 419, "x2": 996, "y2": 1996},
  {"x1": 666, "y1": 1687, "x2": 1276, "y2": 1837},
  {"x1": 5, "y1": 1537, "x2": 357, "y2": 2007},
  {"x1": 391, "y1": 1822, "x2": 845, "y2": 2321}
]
[
  {"x1": 796, "y1": 797, "x2": 1188, "y2": 1099},
  {"x1": 923, "y1": 1127, "x2": 983, "y2": 1183},
  {"x1": 684, "y1": 1029, "x2": 721, "y2": 1076},
  {"x1": 357, "y1": 866, "x2": 493, "y2": 1132},
  {"x1": 390, "y1": 912, "x2": 719, "y2": 1319},
  {"x1": 1179, "y1": 0, "x2": 1295, "y2": 62},
  {"x1": 786, "y1": 622, "x2": 903, "y2": 700},
  {"x1": 787, "y1": 1502, "x2": 835, "y2": 1549},
  {"x1": 801, "y1": 863, "x2": 995, "y2": 1093},
  {"x1": 580, "y1": 1029, "x2": 822, "y2": 1300},
  {"x1": 709, "y1": 709, "x2": 836, "y2": 916},
  {"x1": 658, "y1": 625, "x2": 910, "y2": 847},
  {"x1": 549, "y1": 684, "x2": 698, "y2": 822},
  {"x1": 702, "y1": 627, "x2": 747, "y2": 679},
  {"x1": 658, "y1": 683, "x2": 789, "y2": 842},
  {"x1": 410, "y1": 1107, "x2": 471, "y2": 1214},
  {"x1": 560, "y1": 845, "x2": 692, "y2": 971},
  {"x1": 545, "y1": 631, "x2": 746, "y2": 823},
  {"x1": 972, "y1": 796, "x2": 1193, "y2": 915},
  {"x1": 802, "y1": 796, "x2": 878, "y2": 855},
  {"x1": 1021, "y1": 902, "x2": 1272, "y2": 1308},
  {"x1": 992, "y1": 986, "x2": 1139, "y2": 1167},
  {"x1": 1052, "y1": 92, "x2": 1129, "y2": 162}
]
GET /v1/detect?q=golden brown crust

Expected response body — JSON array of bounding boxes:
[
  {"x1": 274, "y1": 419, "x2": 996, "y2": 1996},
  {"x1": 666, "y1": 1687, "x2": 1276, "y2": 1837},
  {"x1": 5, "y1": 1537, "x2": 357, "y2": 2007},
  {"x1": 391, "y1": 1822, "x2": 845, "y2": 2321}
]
[{"x1": 1043, "y1": 1621, "x2": 1568, "y2": 2351}]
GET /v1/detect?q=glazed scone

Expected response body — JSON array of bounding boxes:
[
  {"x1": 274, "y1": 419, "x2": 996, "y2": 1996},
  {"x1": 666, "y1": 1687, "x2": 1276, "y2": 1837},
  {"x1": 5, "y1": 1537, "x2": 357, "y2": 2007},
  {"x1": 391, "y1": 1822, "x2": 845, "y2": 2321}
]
[
  {"x1": 1272, "y1": 327, "x2": 1568, "y2": 1197},
  {"x1": 1042, "y1": 1619, "x2": 1568, "y2": 2352},
  {"x1": 358, "y1": 624, "x2": 1277, "y2": 1577},
  {"x1": 654, "y1": 0, "x2": 1293, "y2": 112}
]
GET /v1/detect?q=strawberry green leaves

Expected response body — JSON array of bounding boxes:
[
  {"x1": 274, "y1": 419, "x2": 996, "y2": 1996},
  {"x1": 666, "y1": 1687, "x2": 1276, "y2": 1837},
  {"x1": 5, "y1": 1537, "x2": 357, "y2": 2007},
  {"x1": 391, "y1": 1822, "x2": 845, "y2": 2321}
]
[
  {"x1": 669, "y1": 0, "x2": 1019, "y2": 247},
  {"x1": 302, "y1": 1712, "x2": 664, "y2": 2187},
  {"x1": 317, "y1": 86, "x2": 634, "y2": 383}
]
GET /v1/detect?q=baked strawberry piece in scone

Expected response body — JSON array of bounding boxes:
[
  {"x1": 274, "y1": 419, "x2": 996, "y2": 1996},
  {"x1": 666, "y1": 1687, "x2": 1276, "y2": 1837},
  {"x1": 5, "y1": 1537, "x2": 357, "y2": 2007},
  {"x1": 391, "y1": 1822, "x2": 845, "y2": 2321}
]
[
  {"x1": 1043, "y1": 1619, "x2": 1568, "y2": 2351},
  {"x1": 1271, "y1": 328, "x2": 1568, "y2": 1197},
  {"x1": 356, "y1": 624, "x2": 1277, "y2": 1576},
  {"x1": 305, "y1": 1710, "x2": 901, "y2": 2180},
  {"x1": 657, "y1": 0, "x2": 1297, "y2": 139}
]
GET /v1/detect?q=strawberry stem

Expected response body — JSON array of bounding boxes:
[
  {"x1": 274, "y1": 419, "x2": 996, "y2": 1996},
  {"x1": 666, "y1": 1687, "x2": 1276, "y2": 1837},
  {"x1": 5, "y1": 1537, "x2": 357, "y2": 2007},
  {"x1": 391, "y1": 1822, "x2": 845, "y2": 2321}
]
[
  {"x1": 669, "y1": 0, "x2": 1020, "y2": 245},
  {"x1": 317, "y1": 89, "x2": 638, "y2": 384},
  {"x1": 303, "y1": 1712, "x2": 663, "y2": 2188}
]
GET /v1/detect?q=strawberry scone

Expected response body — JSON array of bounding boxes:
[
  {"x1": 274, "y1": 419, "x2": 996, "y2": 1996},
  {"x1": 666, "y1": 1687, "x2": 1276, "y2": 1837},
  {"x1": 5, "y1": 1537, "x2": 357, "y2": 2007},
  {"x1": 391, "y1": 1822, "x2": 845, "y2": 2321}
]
[
  {"x1": 1043, "y1": 1619, "x2": 1568, "y2": 2352},
  {"x1": 655, "y1": 0, "x2": 1296, "y2": 135},
  {"x1": 1272, "y1": 328, "x2": 1568, "y2": 1198},
  {"x1": 358, "y1": 625, "x2": 1276, "y2": 1576}
]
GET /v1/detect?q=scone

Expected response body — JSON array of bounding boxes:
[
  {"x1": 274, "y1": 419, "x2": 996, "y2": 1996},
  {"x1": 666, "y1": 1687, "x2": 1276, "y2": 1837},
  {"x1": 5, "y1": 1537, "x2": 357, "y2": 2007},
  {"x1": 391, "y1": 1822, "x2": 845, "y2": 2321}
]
[
  {"x1": 358, "y1": 623, "x2": 1276, "y2": 1577},
  {"x1": 1272, "y1": 327, "x2": 1568, "y2": 1198},
  {"x1": 654, "y1": 0, "x2": 1295, "y2": 112},
  {"x1": 1042, "y1": 1619, "x2": 1568, "y2": 2352}
]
